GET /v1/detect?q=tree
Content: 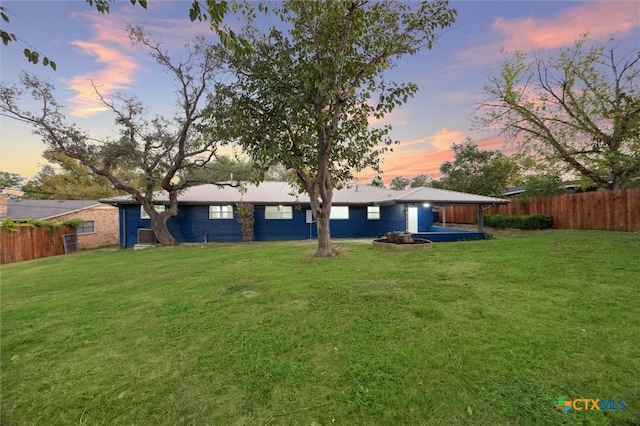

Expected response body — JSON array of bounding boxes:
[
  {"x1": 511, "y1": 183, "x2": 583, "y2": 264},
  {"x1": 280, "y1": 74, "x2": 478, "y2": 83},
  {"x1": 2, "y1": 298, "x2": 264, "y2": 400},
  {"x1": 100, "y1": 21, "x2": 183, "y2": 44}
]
[
  {"x1": 477, "y1": 36, "x2": 640, "y2": 190},
  {"x1": 410, "y1": 174, "x2": 433, "y2": 188},
  {"x1": 518, "y1": 173, "x2": 565, "y2": 199},
  {"x1": 1, "y1": 0, "x2": 244, "y2": 70},
  {"x1": 389, "y1": 176, "x2": 411, "y2": 190},
  {"x1": 180, "y1": 155, "x2": 257, "y2": 183},
  {"x1": 22, "y1": 151, "x2": 123, "y2": 200},
  {"x1": 0, "y1": 28, "x2": 226, "y2": 245},
  {"x1": 439, "y1": 139, "x2": 519, "y2": 196},
  {"x1": 211, "y1": 0, "x2": 456, "y2": 256},
  {"x1": 368, "y1": 176, "x2": 385, "y2": 188},
  {"x1": 0, "y1": 171, "x2": 24, "y2": 190}
]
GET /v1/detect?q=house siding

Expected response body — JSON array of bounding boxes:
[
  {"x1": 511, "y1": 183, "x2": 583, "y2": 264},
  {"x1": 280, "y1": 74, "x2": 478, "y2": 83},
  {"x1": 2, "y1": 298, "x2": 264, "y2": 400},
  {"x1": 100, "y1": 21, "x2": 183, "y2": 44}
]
[
  {"x1": 168, "y1": 205, "x2": 243, "y2": 243},
  {"x1": 118, "y1": 202, "x2": 432, "y2": 247}
]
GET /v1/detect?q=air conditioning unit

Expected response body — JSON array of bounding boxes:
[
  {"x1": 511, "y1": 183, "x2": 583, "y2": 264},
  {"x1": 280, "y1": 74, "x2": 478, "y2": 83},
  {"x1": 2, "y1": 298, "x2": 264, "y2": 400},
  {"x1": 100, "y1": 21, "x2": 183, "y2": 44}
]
[{"x1": 137, "y1": 228, "x2": 157, "y2": 244}]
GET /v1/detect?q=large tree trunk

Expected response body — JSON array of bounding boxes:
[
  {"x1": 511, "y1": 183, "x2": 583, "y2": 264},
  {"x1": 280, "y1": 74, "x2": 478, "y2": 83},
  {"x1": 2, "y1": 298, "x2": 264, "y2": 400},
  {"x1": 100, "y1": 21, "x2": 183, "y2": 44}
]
[
  {"x1": 315, "y1": 208, "x2": 333, "y2": 257},
  {"x1": 149, "y1": 213, "x2": 177, "y2": 246},
  {"x1": 306, "y1": 177, "x2": 335, "y2": 257}
]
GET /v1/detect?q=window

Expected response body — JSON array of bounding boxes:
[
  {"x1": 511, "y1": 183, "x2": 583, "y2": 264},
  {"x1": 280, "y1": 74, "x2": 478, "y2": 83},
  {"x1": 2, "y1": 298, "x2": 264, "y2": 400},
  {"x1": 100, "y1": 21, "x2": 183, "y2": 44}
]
[
  {"x1": 330, "y1": 206, "x2": 349, "y2": 220},
  {"x1": 367, "y1": 206, "x2": 380, "y2": 220},
  {"x1": 76, "y1": 221, "x2": 95, "y2": 234},
  {"x1": 140, "y1": 204, "x2": 165, "y2": 219},
  {"x1": 265, "y1": 205, "x2": 293, "y2": 219},
  {"x1": 209, "y1": 205, "x2": 233, "y2": 219}
]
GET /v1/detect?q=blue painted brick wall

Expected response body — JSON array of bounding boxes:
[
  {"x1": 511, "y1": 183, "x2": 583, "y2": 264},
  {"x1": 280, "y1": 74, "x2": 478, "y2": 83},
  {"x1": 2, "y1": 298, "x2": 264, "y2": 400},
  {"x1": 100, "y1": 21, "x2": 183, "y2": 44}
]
[{"x1": 118, "y1": 203, "x2": 433, "y2": 247}]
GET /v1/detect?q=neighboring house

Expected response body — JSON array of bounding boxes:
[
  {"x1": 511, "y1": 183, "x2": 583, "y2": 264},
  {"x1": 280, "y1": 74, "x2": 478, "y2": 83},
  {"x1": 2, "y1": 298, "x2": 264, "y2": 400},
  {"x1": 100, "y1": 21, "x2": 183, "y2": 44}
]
[
  {"x1": 502, "y1": 183, "x2": 582, "y2": 197},
  {"x1": 101, "y1": 182, "x2": 509, "y2": 248},
  {"x1": 4, "y1": 197, "x2": 119, "y2": 248}
]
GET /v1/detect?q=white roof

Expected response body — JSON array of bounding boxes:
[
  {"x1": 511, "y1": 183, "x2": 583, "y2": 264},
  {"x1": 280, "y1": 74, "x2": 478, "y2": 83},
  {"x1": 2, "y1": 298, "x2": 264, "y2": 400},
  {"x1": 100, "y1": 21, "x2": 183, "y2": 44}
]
[{"x1": 101, "y1": 181, "x2": 509, "y2": 206}]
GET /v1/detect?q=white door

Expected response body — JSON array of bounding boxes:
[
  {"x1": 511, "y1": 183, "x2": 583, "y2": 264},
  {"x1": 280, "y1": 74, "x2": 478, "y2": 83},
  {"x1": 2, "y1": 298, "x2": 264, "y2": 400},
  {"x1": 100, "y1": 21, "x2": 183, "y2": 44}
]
[{"x1": 407, "y1": 206, "x2": 418, "y2": 233}]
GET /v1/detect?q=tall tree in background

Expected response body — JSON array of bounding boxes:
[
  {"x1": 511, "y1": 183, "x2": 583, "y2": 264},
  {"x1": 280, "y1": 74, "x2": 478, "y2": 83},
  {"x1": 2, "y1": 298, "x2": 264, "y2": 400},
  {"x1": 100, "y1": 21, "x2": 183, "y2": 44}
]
[
  {"x1": 518, "y1": 173, "x2": 565, "y2": 199},
  {"x1": 0, "y1": 28, "x2": 226, "y2": 245},
  {"x1": 389, "y1": 176, "x2": 411, "y2": 190},
  {"x1": 212, "y1": 0, "x2": 456, "y2": 256},
  {"x1": 0, "y1": 171, "x2": 23, "y2": 190},
  {"x1": 22, "y1": 151, "x2": 123, "y2": 200},
  {"x1": 180, "y1": 155, "x2": 257, "y2": 183},
  {"x1": 410, "y1": 174, "x2": 433, "y2": 188},
  {"x1": 368, "y1": 176, "x2": 385, "y2": 188},
  {"x1": 477, "y1": 36, "x2": 640, "y2": 190},
  {"x1": 439, "y1": 139, "x2": 519, "y2": 196}
]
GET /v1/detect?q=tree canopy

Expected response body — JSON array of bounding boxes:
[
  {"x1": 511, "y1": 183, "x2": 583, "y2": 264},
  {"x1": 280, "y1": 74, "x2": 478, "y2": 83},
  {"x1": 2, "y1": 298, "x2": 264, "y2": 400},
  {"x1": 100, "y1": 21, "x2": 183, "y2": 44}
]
[
  {"x1": 438, "y1": 139, "x2": 519, "y2": 196},
  {"x1": 477, "y1": 36, "x2": 640, "y2": 190},
  {"x1": 0, "y1": 171, "x2": 24, "y2": 190},
  {"x1": 21, "y1": 151, "x2": 124, "y2": 200},
  {"x1": 211, "y1": 0, "x2": 456, "y2": 256},
  {"x1": 389, "y1": 176, "x2": 411, "y2": 191},
  {"x1": 0, "y1": 29, "x2": 227, "y2": 244}
]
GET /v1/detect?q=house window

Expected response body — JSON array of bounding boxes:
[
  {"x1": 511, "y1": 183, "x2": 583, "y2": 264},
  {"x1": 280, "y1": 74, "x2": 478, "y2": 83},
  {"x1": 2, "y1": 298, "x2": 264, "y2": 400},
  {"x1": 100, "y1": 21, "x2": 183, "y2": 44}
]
[
  {"x1": 367, "y1": 206, "x2": 380, "y2": 220},
  {"x1": 265, "y1": 205, "x2": 293, "y2": 219},
  {"x1": 140, "y1": 205, "x2": 165, "y2": 219},
  {"x1": 209, "y1": 205, "x2": 233, "y2": 219},
  {"x1": 330, "y1": 206, "x2": 349, "y2": 220},
  {"x1": 76, "y1": 221, "x2": 95, "y2": 234}
]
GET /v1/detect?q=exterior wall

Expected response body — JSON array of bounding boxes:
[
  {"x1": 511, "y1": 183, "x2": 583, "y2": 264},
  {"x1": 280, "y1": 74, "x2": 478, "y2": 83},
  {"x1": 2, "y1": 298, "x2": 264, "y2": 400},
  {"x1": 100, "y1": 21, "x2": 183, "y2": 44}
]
[
  {"x1": 168, "y1": 204, "x2": 243, "y2": 243},
  {"x1": 54, "y1": 204, "x2": 119, "y2": 248},
  {"x1": 118, "y1": 202, "x2": 429, "y2": 247}
]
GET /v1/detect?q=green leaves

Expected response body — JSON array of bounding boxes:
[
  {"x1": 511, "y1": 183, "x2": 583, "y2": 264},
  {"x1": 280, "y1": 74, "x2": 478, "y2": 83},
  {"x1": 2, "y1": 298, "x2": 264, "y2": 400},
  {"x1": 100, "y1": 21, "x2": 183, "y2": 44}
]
[
  {"x1": 439, "y1": 139, "x2": 518, "y2": 196},
  {"x1": 22, "y1": 49, "x2": 56, "y2": 71},
  {"x1": 478, "y1": 36, "x2": 640, "y2": 190}
]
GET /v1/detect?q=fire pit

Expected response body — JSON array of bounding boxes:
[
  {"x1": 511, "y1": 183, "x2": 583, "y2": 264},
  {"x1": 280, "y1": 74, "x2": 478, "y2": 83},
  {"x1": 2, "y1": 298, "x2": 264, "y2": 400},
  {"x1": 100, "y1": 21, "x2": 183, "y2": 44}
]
[{"x1": 372, "y1": 232, "x2": 433, "y2": 251}]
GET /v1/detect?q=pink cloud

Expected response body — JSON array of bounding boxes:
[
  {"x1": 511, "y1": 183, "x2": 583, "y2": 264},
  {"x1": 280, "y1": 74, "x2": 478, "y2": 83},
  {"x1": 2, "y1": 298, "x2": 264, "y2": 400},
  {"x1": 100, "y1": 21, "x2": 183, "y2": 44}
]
[
  {"x1": 457, "y1": 1, "x2": 639, "y2": 66},
  {"x1": 65, "y1": 5, "x2": 216, "y2": 117},
  {"x1": 427, "y1": 128, "x2": 465, "y2": 151},
  {"x1": 356, "y1": 128, "x2": 469, "y2": 183},
  {"x1": 65, "y1": 15, "x2": 143, "y2": 117},
  {"x1": 355, "y1": 132, "x2": 512, "y2": 183}
]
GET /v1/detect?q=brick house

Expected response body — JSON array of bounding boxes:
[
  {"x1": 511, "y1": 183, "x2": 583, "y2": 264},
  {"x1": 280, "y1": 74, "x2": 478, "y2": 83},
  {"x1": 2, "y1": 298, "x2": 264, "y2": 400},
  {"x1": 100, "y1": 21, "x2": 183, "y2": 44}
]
[{"x1": 3, "y1": 196, "x2": 119, "y2": 248}]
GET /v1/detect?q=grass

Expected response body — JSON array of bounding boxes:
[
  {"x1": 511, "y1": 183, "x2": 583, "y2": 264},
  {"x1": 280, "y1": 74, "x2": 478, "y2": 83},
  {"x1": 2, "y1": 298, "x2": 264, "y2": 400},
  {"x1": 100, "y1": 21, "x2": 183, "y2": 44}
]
[{"x1": 1, "y1": 230, "x2": 639, "y2": 425}]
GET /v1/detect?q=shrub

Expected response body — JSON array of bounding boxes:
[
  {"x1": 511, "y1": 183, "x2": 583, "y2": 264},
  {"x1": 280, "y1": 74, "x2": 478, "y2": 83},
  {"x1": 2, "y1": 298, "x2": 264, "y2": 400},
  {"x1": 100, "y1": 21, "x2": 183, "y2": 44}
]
[
  {"x1": 0, "y1": 217, "x2": 83, "y2": 234},
  {"x1": 484, "y1": 214, "x2": 552, "y2": 229}
]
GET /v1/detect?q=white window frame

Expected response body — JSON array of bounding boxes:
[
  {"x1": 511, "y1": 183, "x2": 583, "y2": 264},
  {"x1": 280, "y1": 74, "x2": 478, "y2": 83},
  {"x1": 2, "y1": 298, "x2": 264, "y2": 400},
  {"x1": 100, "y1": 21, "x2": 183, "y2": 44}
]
[
  {"x1": 140, "y1": 204, "x2": 165, "y2": 219},
  {"x1": 209, "y1": 205, "x2": 234, "y2": 219},
  {"x1": 330, "y1": 206, "x2": 349, "y2": 220},
  {"x1": 265, "y1": 205, "x2": 293, "y2": 220},
  {"x1": 367, "y1": 206, "x2": 380, "y2": 220}
]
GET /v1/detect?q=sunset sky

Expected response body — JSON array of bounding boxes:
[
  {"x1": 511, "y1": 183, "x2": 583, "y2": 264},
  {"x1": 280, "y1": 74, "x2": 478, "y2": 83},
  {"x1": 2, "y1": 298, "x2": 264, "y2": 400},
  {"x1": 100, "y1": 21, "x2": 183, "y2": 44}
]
[{"x1": 1, "y1": 0, "x2": 638, "y2": 185}]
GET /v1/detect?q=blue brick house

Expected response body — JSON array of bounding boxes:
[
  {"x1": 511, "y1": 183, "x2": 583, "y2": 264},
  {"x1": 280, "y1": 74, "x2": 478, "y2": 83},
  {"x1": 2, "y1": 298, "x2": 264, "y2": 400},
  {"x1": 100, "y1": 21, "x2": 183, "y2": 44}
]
[{"x1": 100, "y1": 182, "x2": 509, "y2": 248}]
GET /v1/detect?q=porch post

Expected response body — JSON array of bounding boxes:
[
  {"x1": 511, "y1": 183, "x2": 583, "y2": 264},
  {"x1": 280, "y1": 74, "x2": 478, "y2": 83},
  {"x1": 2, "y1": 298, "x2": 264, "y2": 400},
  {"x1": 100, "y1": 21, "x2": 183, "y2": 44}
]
[
  {"x1": 442, "y1": 206, "x2": 447, "y2": 228},
  {"x1": 477, "y1": 205, "x2": 484, "y2": 232}
]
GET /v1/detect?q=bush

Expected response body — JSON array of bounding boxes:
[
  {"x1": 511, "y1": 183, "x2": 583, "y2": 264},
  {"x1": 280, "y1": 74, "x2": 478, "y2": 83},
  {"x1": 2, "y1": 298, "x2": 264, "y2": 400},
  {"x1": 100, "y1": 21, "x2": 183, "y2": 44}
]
[
  {"x1": 484, "y1": 214, "x2": 552, "y2": 229},
  {"x1": 1, "y1": 217, "x2": 84, "y2": 234}
]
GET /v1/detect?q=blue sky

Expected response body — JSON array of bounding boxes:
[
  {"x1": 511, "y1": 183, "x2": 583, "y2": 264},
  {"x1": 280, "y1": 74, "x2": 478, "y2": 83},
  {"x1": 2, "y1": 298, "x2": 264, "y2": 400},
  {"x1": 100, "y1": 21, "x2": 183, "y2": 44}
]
[{"x1": 1, "y1": 0, "x2": 638, "y2": 184}]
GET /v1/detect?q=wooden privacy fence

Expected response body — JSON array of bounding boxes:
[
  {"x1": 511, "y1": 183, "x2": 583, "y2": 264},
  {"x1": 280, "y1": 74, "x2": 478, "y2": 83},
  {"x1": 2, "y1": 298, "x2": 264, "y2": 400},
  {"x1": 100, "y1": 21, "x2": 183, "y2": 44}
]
[
  {"x1": 1, "y1": 226, "x2": 76, "y2": 264},
  {"x1": 443, "y1": 188, "x2": 640, "y2": 232}
]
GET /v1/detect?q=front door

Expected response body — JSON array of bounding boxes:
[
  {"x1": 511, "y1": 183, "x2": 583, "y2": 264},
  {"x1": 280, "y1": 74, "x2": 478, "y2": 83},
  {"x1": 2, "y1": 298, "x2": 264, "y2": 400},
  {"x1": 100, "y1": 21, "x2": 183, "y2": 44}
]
[{"x1": 407, "y1": 206, "x2": 418, "y2": 233}]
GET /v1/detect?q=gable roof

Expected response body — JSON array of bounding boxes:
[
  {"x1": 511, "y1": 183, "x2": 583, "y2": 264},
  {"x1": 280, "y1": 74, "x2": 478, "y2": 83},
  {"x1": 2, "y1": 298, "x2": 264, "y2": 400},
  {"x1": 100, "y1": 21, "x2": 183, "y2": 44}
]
[
  {"x1": 101, "y1": 182, "x2": 509, "y2": 206},
  {"x1": 7, "y1": 200, "x2": 102, "y2": 220}
]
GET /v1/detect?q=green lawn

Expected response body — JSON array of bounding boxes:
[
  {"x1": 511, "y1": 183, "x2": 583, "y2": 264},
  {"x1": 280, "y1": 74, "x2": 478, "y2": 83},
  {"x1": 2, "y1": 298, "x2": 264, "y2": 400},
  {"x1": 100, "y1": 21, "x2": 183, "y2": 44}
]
[{"x1": 1, "y1": 230, "x2": 639, "y2": 425}]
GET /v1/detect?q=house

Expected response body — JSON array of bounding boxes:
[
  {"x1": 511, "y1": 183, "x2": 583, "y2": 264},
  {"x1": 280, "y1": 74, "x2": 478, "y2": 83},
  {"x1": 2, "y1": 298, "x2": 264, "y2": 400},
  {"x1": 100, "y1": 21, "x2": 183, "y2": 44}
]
[
  {"x1": 101, "y1": 182, "x2": 509, "y2": 248},
  {"x1": 3, "y1": 196, "x2": 119, "y2": 248}
]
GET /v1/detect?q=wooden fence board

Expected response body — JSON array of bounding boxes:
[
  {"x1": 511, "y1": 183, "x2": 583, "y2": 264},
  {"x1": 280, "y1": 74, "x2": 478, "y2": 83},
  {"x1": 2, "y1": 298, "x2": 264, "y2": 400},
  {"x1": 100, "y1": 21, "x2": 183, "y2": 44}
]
[
  {"x1": 1, "y1": 226, "x2": 76, "y2": 264},
  {"x1": 442, "y1": 188, "x2": 640, "y2": 232}
]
